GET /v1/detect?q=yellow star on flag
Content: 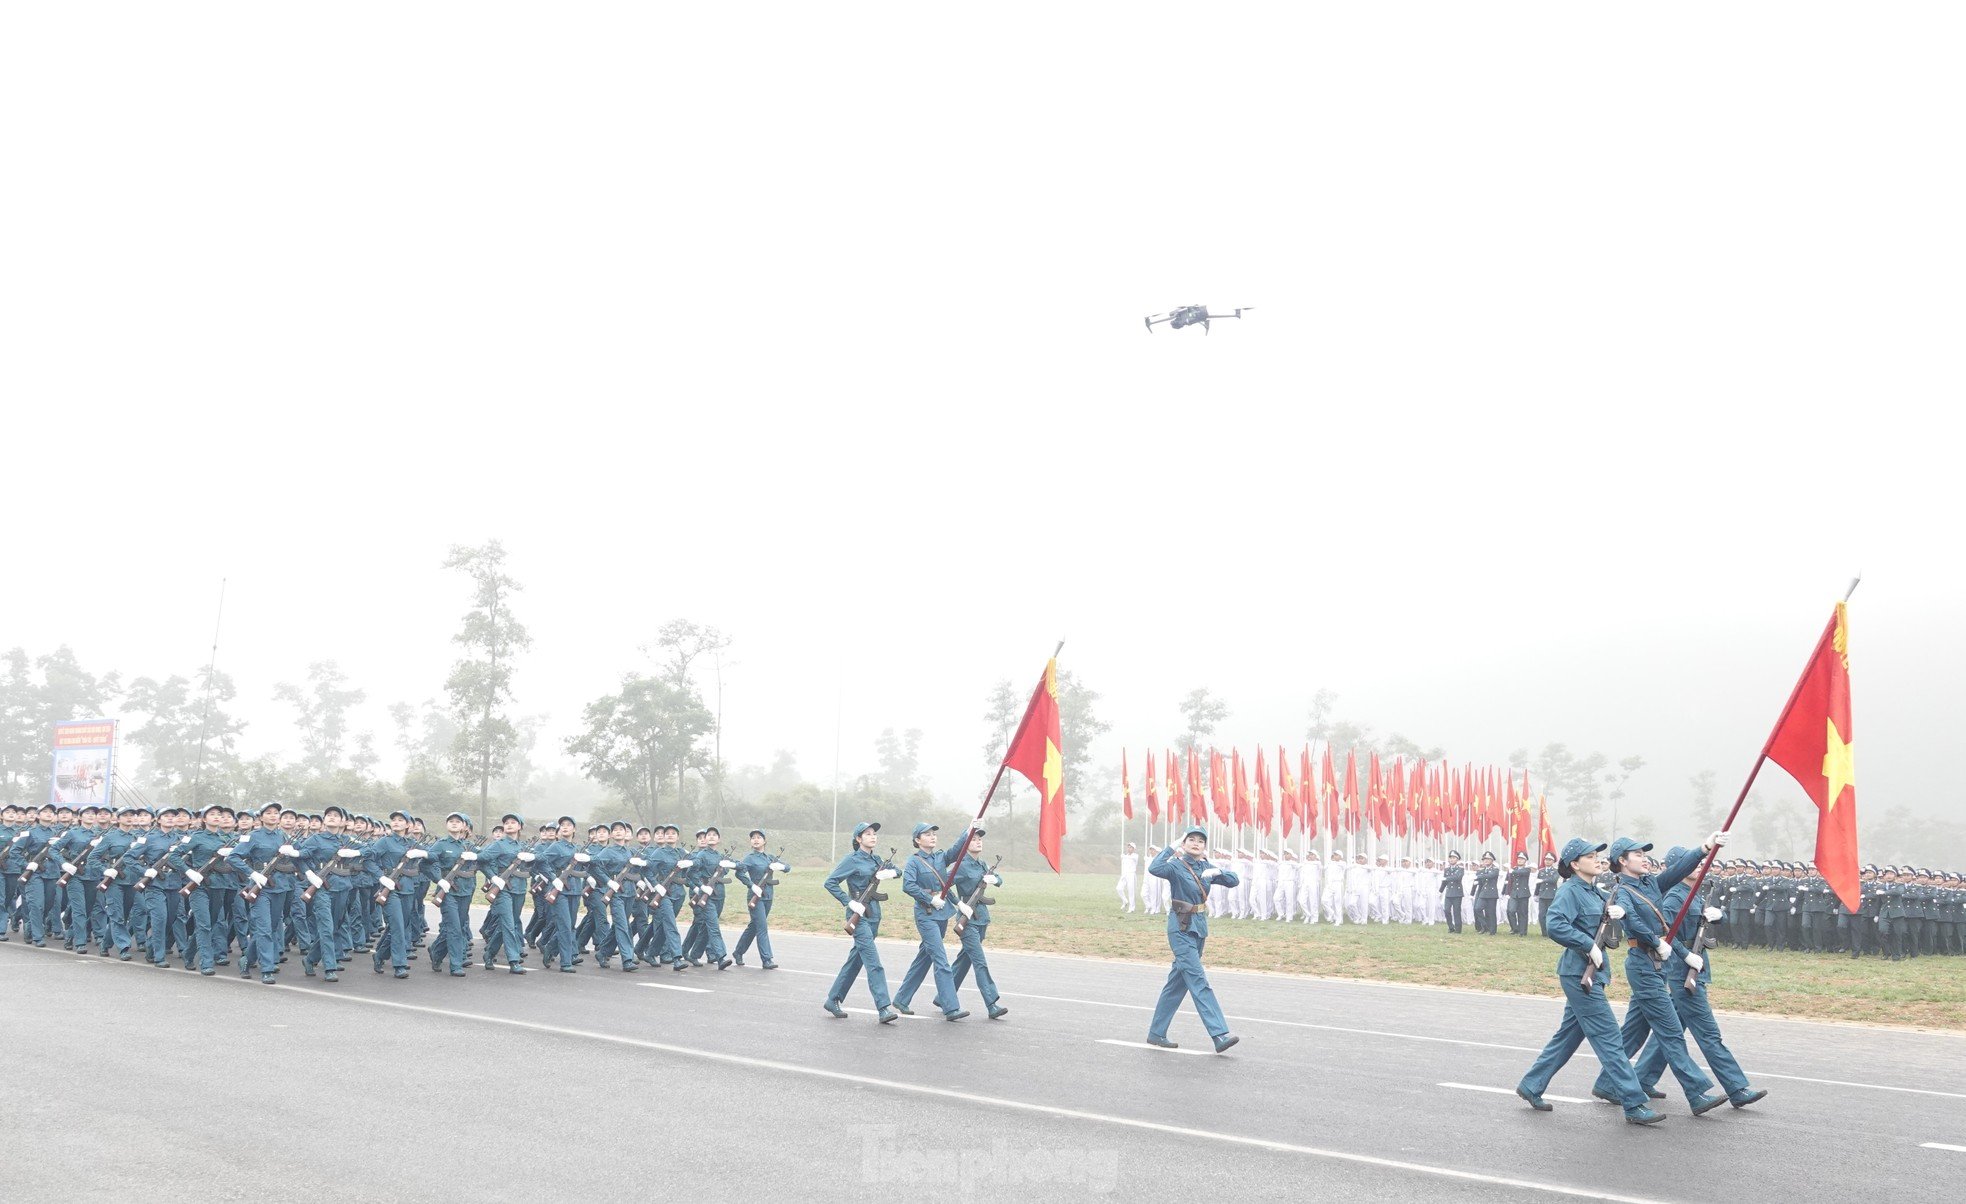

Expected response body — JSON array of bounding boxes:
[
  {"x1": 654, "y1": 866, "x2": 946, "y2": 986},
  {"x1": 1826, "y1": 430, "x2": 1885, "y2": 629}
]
[
  {"x1": 1043, "y1": 739, "x2": 1062, "y2": 804},
  {"x1": 1821, "y1": 720, "x2": 1854, "y2": 813}
]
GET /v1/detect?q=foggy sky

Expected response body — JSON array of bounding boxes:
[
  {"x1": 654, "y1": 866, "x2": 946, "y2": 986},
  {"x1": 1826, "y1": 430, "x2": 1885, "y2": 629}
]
[{"x1": 5, "y1": 5, "x2": 1961, "y2": 841}]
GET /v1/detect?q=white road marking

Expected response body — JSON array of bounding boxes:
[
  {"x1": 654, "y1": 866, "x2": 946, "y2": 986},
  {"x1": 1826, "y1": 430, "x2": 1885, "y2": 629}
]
[
  {"x1": 1920, "y1": 1142, "x2": 1966, "y2": 1153},
  {"x1": 1098, "y1": 1038, "x2": 1210, "y2": 1057},
  {"x1": 638, "y1": 983, "x2": 711, "y2": 994},
  {"x1": 843, "y1": 1006, "x2": 930, "y2": 1020},
  {"x1": 149, "y1": 972, "x2": 1679, "y2": 1203},
  {"x1": 1441, "y1": 1082, "x2": 1590, "y2": 1105},
  {"x1": 1753, "y1": 1072, "x2": 1966, "y2": 1101}
]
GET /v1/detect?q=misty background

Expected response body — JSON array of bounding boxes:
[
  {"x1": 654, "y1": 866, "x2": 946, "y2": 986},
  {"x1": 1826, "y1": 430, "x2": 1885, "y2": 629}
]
[{"x1": 4, "y1": 5, "x2": 1961, "y2": 866}]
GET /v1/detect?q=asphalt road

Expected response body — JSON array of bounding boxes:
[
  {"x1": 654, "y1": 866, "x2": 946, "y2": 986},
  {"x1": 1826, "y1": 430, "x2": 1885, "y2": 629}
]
[{"x1": 4, "y1": 914, "x2": 1963, "y2": 1203}]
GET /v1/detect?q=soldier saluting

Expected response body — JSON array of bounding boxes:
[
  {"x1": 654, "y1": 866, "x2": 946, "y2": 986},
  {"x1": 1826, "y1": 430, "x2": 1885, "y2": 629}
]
[{"x1": 1145, "y1": 826, "x2": 1240, "y2": 1053}]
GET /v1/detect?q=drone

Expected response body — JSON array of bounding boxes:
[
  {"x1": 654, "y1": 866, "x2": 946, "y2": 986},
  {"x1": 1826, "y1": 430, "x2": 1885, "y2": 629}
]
[{"x1": 1144, "y1": 305, "x2": 1253, "y2": 334}]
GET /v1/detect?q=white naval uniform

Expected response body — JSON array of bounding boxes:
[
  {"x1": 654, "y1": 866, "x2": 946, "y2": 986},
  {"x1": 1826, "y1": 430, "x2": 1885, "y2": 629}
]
[
  {"x1": 1420, "y1": 867, "x2": 1440, "y2": 924},
  {"x1": 1344, "y1": 860, "x2": 1371, "y2": 924},
  {"x1": 1298, "y1": 858, "x2": 1322, "y2": 923},
  {"x1": 1116, "y1": 852, "x2": 1139, "y2": 912},
  {"x1": 1250, "y1": 856, "x2": 1274, "y2": 920},
  {"x1": 1368, "y1": 862, "x2": 1392, "y2": 923},
  {"x1": 1322, "y1": 860, "x2": 1347, "y2": 924},
  {"x1": 1273, "y1": 858, "x2": 1297, "y2": 922},
  {"x1": 1232, "y1": 855, "x2": 1255, "y2": 918},
  {"x1": 1391, "y1": 865, "x2": 1415, "y2": 923}
]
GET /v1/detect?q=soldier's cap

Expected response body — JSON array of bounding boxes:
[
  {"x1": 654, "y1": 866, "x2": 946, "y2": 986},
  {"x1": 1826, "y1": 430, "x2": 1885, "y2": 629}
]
[
  {"x1": 388, "y1": 810, "x2": 411, "y2": 823},
  {"x1": 258, "y1": 801, "x2": 281, "y2": 814},
  {"x1": 609, "y1": 820, "x2": 630, "y2": 830},
  {"x1": 662, "y1": 823, "x2": 680, "y2": 833},
  {"x1": 911, "y1": 822, "x2": 938, "y2": 843},
  {"x1": 1542, "y1": 853, "x2": 1556, "y2": 863},
  {"x1": 588, "y1": 824, "x2": 607, "y2": 834},
  {"x1": 1606, "y1": 836, "x2": 1652, "y2": 867},
  {"x1": 704, "y1": 826, "x2": 721, "y2": 837},
  {"x1": 1180, "y1": 826, "x2": 1208, "y2": 842},
  {"x1": 749, "y1": 828, "x2": 766, "y2": 839},
  {"x1": 1515, "y1": 853, "x2": 1528, "y2": 862},
  {"x1": 556, "y1": 815, "x2": 576, "y2": 828},
  {"x1": 636, "y1": 826, "x2": 652, "y2": 836},
  {"x1": 446, "y1": 811, "x2": 473, "y2": 826},
  {"x1": 500, "y1": 813, "x2": 523, "y2": 827},
  {"x1": 695, "y1": 828, "x2": 709, "y2": 839},
  {"x1": 1447, "y1": 850, "x2": 1461, "y2": 860},
  {"x1": 200, "y1": 803, "x2": 227, "y2": 816},
  {"x1": 851, "y1": 821, "x2": 881, "y2": 842},
  {"x1": 1557, "y1": 837, "x2": 1607, "y2": 878},
  {"x1": 1479, "y1": 851, "x2": 1495, "y2": 862}
]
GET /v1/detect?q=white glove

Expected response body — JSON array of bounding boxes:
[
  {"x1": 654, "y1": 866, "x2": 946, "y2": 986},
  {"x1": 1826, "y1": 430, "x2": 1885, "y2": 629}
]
[
  {"x1": 551, "y1": 878, "x2": 565, "y2": 892},
  {"x1": 985, "y1": 874, "x2": 1002, "y2": 886},
  {"x1": 250, "y1": 872, "x2": 268, "y2": 888},
  {"x1": 1683, "y1": 952, "x2": 1706, "y2": 973},
  {"x1": 1789, "y1": 907, "x2": 1796, "y2": 915},
  {"x1": 517, "y1": 852, "x2": 535, "y2": 862},
  {"x1": 489, "y1": 875, "x2": 506, "y2": 890},
  {"x1": 574, "y1": 853, "x2": 591, "y2": 863},
  {"x1": 607, "y1": 879, "x2": 620, "y2": 892},
  {"x1": 751, "y1": 885, "x2": 763, "y2": 898},
  {"x1": 653, "y1": 883, "x2": 667, "y2": 898},
  {"x1": 876, "y1": 868, "x2": 898, "y2": 880},
  {"x1": 1708, "y1": 830, "x2": 1730, "y2": 848},
  {"x1": 407, "y1": 849, "x2": 428, "y2": 860},
  {"x1": 379, "y1": 876, "x2": 396, "y2": 891},
  {"x1": 719, "y1": 859, "x2": 736, "y2": 870},
  {"x1": 957, "y1": 902, "x2": 974, "y2": 918},
  {"x1": 461, "y1": 852, "x2": 478, "y2": 862},
  {"x1": 142, "y1": 868, "x2": 158, "y2": 881},
  {"x1": 1703, "y1": 906, "x2": 1723, "y2": 922},
  {"x1": 677, "y1": 859, "x2": 695, "y2": 869},
  {"x1": 305, "y1": 871, "x2": 324, "y2": 889},
  {"x1": 102, "y1": 867, "x2": 117, "y2": 881},
  {"x1": 1201, "y1": 868, "x2": 1221, "y2": 880},
  {"x1": 1656, "y1": 939, "x2": 1674, "y2": 958},
  {"x1": 1588, "y1": 945, "x2": 1605, "y2": 968},
  {"x1": 61, "y1": 862, "x2": 76, "y2": 875},
  {"x1": 1606, "y1": 904, "x2": 1626, "y2": 919},
  {"x1": 185, "y1": 869, "x2": 203, "y2": 885},
  {"x1": 848, "y1": 900, "x2": 866, "y2": 916},
  {"x1": 218, "y1": 847, "x2": 235, "y2": 857},
  {"x1": 769, "y1": 862, "x2": 788, "y2": 873},
  {"x1": 337, "y1": 849, "x2": 361, "y2": 859},
  {"x1": 630, "y1": 858, "x2": 647, "y2": 868},
  {"x1": 928, "y1": 893, "x2": 945, "y2": 908},
  {"x1": 280, "y1": 844, "x2": 299, "y2": 857}
]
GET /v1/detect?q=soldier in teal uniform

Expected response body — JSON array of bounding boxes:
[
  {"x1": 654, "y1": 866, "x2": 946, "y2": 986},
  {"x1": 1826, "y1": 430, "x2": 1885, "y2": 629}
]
[
  {"x1": 426, "y1": 810, "x2": 480, "y2": 976},
  {"x1": 1517, "y1": 837, "x2": 1662, "y2": 1125},
  {"x1": 475, "y1": 813, "x2": 532, "y2": 974},
  {"x1": 822, "y1": 821, "x2": 898, "y2": 1022},
  {"x1": 891, "y1": 822, "x2": 967, "y2": 1020},
  {"x1": 1439, "y1": 851, "x2": 1465, "y2": 933},
  {"x1": 1146, "y1": 826, "x2": 1240, "y2": 1053},
  {"x1": 1471, "y1": 852, "x2": 1500, "y2": 935},
  {"x1": 731, "y1": 828, "x2": 786, "y2": 969},
  {"x1": 947, "y1": 827, "x2": 1007, "y2": 1019}
]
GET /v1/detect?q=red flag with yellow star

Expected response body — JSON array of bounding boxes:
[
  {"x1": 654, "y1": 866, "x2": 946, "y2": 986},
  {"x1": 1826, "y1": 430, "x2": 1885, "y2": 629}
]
[
  {"x1": 1002, "y1": 658, "x2": 1066, "y2": 872},
  {"x1": 1121, "y1": 749, "x2": 1133, "y2": 821},
  {"x1": 1765, "y1": 603, "x2": 1860, "y2": 910},
  {"x1": 1144, "y1": 750, "x2": 1159, "y2": 823},
  {"x1": 1255, "y1": 746, "x2": 1274, "y2": 835}
]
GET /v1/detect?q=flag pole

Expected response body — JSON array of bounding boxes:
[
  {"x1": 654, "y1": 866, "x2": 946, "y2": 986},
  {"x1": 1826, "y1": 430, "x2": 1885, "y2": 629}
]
[{"x1": 1668, "y1": 578, "x2": 1860, "y2": 935}]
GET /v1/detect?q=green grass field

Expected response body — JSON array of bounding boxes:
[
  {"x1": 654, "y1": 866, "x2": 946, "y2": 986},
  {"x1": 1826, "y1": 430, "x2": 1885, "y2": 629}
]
[{"x1": 757, "y1": 871, "x2": 1966, "y2": 1031}]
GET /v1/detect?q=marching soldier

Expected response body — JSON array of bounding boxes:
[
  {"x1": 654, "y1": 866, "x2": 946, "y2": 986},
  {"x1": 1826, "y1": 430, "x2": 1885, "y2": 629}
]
[
  {"x1": 892, "y1": 822, "x2": 968, "y2": 1019},
  {"x1": 947, "y1": 827, "x2": 1007, "y2": 1019},
  {"x1": 1516, "y1": 837, "x2": 1662, "y2": 1125},
  {"x1": 1589, "y1": 834, "x2": 1726, "y2": 1116},
  {"x1": 476, "y1": 813, "x2": 532, "y2": 974},
  {"x1": 1471, "y1": 852, "x2": 1500, "y2": 935},
  {"x1": 1505, "y1": 852, "x2": 1532, "y2": 936},
  {"x1": 426, "y1": 810, "x2": 480, "y2": 976},
  {"x1": 731, "y1": 828, "x2": 786, "y2": 969},
  {"x1": 1145, "y1": 826, "x2": 1239, "y2": 1053},
  {"x1": 1116, "y1": 842, "x2": 1139, "y2": 913},
  {"x1": 681, "y1": 827, "x2": 734, "y2": 970},
  {"x1": 1439, "y1": 851, "x2": 1465, "y2": 934},
  {"x1": 822, "y1": 820, "x2": 898, "y2": 1022},
  {"x1": 1533, "y1": 854, "x2": 1559, "y2": 935}
]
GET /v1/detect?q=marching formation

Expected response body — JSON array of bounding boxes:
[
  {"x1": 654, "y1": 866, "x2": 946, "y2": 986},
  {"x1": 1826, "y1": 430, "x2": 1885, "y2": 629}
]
[
  {"x1": 0, "y1": 800, "x2": 790, "y2": 984},
  {"x1": 1707, "y1": 860, "x2": 1965, "y2": 959}
]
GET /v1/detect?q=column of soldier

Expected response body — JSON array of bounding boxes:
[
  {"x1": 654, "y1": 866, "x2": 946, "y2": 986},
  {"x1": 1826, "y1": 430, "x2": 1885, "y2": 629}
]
[
  {"x1": 0, "y1": 800, "x2": 796, "y2": 982},
  {"x1": 1117, "y1": 844, "x2": 1963, "y2": 956}
]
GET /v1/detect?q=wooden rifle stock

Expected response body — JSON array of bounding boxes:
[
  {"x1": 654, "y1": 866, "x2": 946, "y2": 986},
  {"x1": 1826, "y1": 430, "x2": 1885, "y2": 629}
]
[
  {"x1": 1579, "y1": 883, "x2": 1616, "y2": 989},
  {"x1": 131, "y1": 836, "x2": 193, "y2": 892},
  {"x1": 843, "y1": 849, "x2": 898, "y2": 936},
  {"x1": 950, "y1": 855, "x2": 1002, "y2": 940},
  {"x1": 54, "y1": 835, "x2": 105, "y2": 888},
  {"x1": 746, "y1": 848, "x2": 786, "y2": 911}
]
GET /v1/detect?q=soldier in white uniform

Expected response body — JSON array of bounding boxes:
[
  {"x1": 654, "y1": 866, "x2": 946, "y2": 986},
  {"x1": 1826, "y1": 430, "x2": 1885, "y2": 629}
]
[
  {"x1": 1143, "y1": 845, "x2": 1164, "y2": 915},
  {"x1": 1274, "y1": 850, "x2": 1298, "y2": 922},
  {"x1": 1392, "y1": 856, "x2": 1417, "y2": 923},
  {"x1": 1210, "y1": 848, "x2": 1234, "y2": 916},
  {"x1": 1323, "y1": 852, "x2": 1348, "y2": 924},
  {"x1": 1299, "y1": 851, "x2": 1322, "y2": 924},
  {"x1": 1344, "y1": 853, "x2": 1371, "y2": 924},
  {"x1": 1232, "y1": 848, "x2": 1255, "y2": 919},
  {"x1": 1368, "y1": 853, "x2": 1392, "y2": 923},
  {"x1": 1250, "y1": 850, "x2": 1275, "y2": 921},
  {"x1": 1116, "y1": 842, "x2": 1139, "y2": 913},
  {"x1": 1419, "y1": 856, "x2": 1441, "y2": 925}
]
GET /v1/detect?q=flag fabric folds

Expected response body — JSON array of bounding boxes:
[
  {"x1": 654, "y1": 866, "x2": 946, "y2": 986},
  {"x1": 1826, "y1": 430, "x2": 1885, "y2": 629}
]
[
  {"x1": 1002, "y1": 658, "x2": 1066, "y2": 872},
  {"x1": 1764, "y1": 602, "x2": 1861, "y2": 910}
]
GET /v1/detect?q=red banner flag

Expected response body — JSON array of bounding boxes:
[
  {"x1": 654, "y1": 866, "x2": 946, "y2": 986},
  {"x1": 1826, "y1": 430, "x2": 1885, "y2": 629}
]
[
  {"x1": 1536, "y1": 791, "x2": 1553, "y2": 861},
  {"x1": 1343, "y1": 749, "x2": 1359, "y2": 833},
  {"x1": 1232, "y1": 750, "x2": 1252, "y2": 829},
  {"x1": 1391, "y1": 757, "x2": 1408, "y2": 837},
  {"x1": 1144, "y1": 750, "x2": 1160, "y2": 823},
  {"x1": 1001, "y1": 658, "x2": 1066, "y2": 871},
  {"x1": 1300, "y1": 746, "x2": 1316, "y2": 836},
  {"x1": 1765, "y1": 603, "x2": 1861, "y2": 910},
  {"x1": 1187, "y1": 746, "x2": 1206, "y2": 824},
  {"x1": 1209, "y1": 749, "x2": 1230, "y2": 824},
  {"x1": 1320, "y1": 746, "x2": 1336, "y2": 836},
  {"x1": 1366, "y1": 752, "x2": 1382, "y2": 835},
  {"x1": 1121, "y1": 749, "x2": 1133, "y2": 821},
  {"x1": 1255, "y1": 746, "x2": 1274, "y2": 834}
]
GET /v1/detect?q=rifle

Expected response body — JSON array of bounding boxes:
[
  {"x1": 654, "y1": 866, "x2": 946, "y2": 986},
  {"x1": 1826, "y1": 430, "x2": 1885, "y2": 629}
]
[
  {"x1": 745, "y1": 848, "x2": 787, "y2": 911},
  {"x1": 372, "y1": 847, "x2": 427, "y2": 907},
  {"x1": 240, "y1": 842, "x2": 301, "y2": 902},
  {"x1": 300, "y1": 840, "x2": 362, "y2": 903},
  {"x1": 177, "y1": 842, "x2": 241, "y2": 898},
  {"x1": 842, "y1": 848, "x2": 899, "y2": 936},
  {"x1": 16, "y1": 831, "x2": 66, "y2": 885},
  {"x1": 54, "y1": 835, "x2": 106, "y2": 888},
  {"x1": 950, "y1": 855, "x2": 1002, "y2": 940},
  {"x1": 1578, "y1": 882, "x2": 1617, "y2": 990},
  {"x1": 480, "y1": 848, "x2": 535, "y2": 904},
  {"x1": 98, "y1": 833, "x2": 153, "y2": 892},
  {"x1": 132, "y1": 836, "x2": 194, "y2": 893},
  {"x1": 599, "y1": 851, "x2": 648, "y2": 906},
  {"x1": 430, "y1": 841, "x2": 483, "y2": 904},
  {"x1": 1682, "y1": 883, "x2": 1722, "y2": 991},
  {"x1": 637, "y1": 855, "x2": 696, "y2": 906},
  {"x1": 543, "y1": 850, "x2": 594, "y2": 907},
  {"x1": 693, "y1": 855, "x2": 737, "y2": 908}
]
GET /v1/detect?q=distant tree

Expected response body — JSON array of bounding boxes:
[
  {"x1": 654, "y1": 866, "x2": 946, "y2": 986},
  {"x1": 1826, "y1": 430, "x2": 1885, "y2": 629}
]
[
  {"x1": 273, "y1": 660, "x2": 367, "y2": 778},
  {"x1": 1746, "y1": 791, "x2": 1814, "y2": 861},
  {"x1": 0, "y1": 649, "x2": 38, "y2": 806},
  {"x1": 1688, "y1": 769, "x2": 1722, "y2": 834},
  {"x1": 1177, "y1": 688, "x2": 1228, "y2": 754},
  {"x1": 564, "y1": 673, "x2": 714, "y2": 824},
  {"x1": 874, "y1": 727, "x2": 924, "y2": 797},
  {"x1": 1604, "y1": 755, "x2": 1647, "y2": 833},
  {"x1": 442, "y1": 541, "x2": 531, "y2": 830},
  {"x1": 125, "y1": 666, "x2": 245, "y2": 807},
  {"x1": 981, "y1": 679, "x2": 1024, "y2": 819},
  {"x1": 1057, "y1": 669, "x2": 1111, "y2": 814}
]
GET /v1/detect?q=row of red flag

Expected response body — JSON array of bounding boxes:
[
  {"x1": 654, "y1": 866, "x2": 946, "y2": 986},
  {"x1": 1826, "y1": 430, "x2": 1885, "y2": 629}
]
[{"x1": 1120, "y1": 746, "x2": 1554, "y2": 856}]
